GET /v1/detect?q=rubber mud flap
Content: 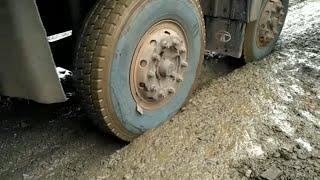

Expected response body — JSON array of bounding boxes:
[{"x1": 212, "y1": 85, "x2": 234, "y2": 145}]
[{"x1": 0, "y1": 0, "x2": 66, "y2": 103}]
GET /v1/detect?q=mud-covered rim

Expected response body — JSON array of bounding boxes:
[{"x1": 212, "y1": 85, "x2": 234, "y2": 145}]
[
  {"x1": 130, "y1": 20, "x2": 189, "y2": 110},
  {"x1": 256, "y1": 0, "x2": 286, "y2": 48}
]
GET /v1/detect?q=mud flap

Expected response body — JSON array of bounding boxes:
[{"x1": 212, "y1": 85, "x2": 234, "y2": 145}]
[
  {"x1": 205, "y1": 18, "x2": 246, "y2": 58},
  {"x1": 202, "y1": 0, "x2": 264, "y2": 58},
  {"x1": 0, "y1": 0, "x2": 66, "y2": 103}
]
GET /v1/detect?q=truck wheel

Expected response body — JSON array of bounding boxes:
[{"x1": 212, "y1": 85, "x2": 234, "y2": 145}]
[
  {"x1": 243, "y1": 0, "x2": 288, "y2": 62},
  {"x1": 74, "y1": 0, "x2": 205, "y2": 141}
]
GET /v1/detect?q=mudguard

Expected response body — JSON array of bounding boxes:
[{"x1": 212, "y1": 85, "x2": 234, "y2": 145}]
[
  {"x1": 202, "y1": 0, "x2": 264, "y2": 58},
  {"x1": 0, "y1": 0, "x2": 66, "y2": 103}
]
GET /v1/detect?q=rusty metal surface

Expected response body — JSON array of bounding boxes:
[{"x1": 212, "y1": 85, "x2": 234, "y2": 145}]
[{"x1": 130, "y1": 20, "x2": 189, "y2": 110}]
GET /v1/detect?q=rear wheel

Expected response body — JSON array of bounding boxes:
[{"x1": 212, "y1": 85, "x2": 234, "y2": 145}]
[
  {"x1": 244, "y1": 0, "x2": 289, "y2": 62},
  {"x1": 74, "y1": 0, "x2": 205, "y2": 141}
]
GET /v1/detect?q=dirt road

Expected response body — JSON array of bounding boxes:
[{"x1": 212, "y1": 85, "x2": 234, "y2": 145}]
[
  {"x1": 0, "y1": 99, "x2": 126, "y2": 179},
  {"x1": 1, "y1": 0, "x2": 319, "y2": 179}
]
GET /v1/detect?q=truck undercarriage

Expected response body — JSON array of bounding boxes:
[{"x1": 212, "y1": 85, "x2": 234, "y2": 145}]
[{"x1": 0, "y1": 0, "x2": 288, "y2": 141}]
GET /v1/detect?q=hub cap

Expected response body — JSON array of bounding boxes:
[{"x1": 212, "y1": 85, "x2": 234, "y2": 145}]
[
  {"x1": 257, "y1": 0, "x2": 285, "y2": 47},
  {"x1": 130, "y1": 20, "x2": 188, "y2": 110}
]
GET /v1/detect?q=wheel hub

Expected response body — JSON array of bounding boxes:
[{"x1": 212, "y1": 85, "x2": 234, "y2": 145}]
[
  {"x1": 257, "y1": 0, "x2": 285, "y2": 47},
  {"x1": 130, "y1": 20, "x2": 188, "y2": 110}
]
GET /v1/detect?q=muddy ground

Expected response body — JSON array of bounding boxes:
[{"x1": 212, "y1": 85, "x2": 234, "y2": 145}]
[{"x1": 0, "y1": 0, "x2": 319, "y2": 179}]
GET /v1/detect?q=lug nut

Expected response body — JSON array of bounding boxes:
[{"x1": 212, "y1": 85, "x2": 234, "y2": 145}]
[
  {"x1": 158, "y1": 91, "x2": 165, "y2": 99},
  {"x1": 266, "y1": 33, "x2": 274, "y2": 41},
  {"x1": 173, "y1": 38, "x2": 181, "y2": 46},
  {"x1": 176, "y1": 76, "x2": 183, "y2": 82},
  {"x1": 150, "y1": 85, "x2": 157, "y2": 92},
  {"x1": 147, "y1": 71, "x2": 155, "y2": 78},
  {"x1": 168, "y1": 87, "x2": 175, "y2": 94},
  {"x1": 181, "y1": 61, "x2": 188, "y2": 68},
  {"x1": 161, "y1": 40, "x2": 169, "y2": 48},
  {"x1": 170, "y1": 72, "x2": 177, "y2": 79},
  {"x1": 152, "y1": 53, "x2": 161, "y2": 61},
  {"x1": 259, "y1": 36, "x2": 265, "y2": 42},
  {"x1": 179, "y1": 48, "x2": 186, "y2": 54}
]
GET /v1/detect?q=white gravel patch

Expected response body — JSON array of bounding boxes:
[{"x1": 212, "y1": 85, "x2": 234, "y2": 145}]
[
  {"x1": 282, "y1": 0, "x2": 320, "y2": 41},
  {"x1": 270, "y1": 104, "x2": 295, "y2": 136},
  {"x1": 295, "y1": 138, "x2": 313, "y2": 152},
  {"x1": 299, "y1": 110, "x2": 320, "y2": 127}
]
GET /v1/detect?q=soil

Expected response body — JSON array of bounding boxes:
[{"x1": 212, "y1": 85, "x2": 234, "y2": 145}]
[{"x1": 0, "y1": 0, "x2": 319, "y2": 179}]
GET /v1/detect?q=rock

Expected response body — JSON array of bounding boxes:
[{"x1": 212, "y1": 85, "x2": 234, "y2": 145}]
[
  {"x1": 22, "y1": 174, "x2": 33, "y2": 180},
  {"x1": 180, "y1": 107, "x2": 187, "y2": 112},
  {"x1": 297, "y1": 150, "x2": 308, "y2": 160},
  {"x1": 245, "y1": 169, "x2": 252, "y2": 178},
  {"x1": 311, "y1": 150, "x2": 320, "y2": 159},
  {"x1": 279, "y1": 150, "x2": 291, "y2": 160},
  {"x1": 273, "y1": 152, "x2": 281, "y2": 158},
  {"x1": 293, "y1": 166, "x2": 301, "y2": 170},
  {"x1": 291, "y1": 153, "x2": 298, "y2": 160},
  {"x1": 101, "y1": 159, "x2": 108, "y2": 165},
  {"x1": 123, "y1": 174, "x2": 132, "y2": 180},
  {"x1": 260, "y1": 166, "x2": 282, "y2": 180}
]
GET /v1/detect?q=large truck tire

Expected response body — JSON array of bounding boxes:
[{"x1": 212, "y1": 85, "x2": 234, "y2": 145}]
[
  {"x1": 74, "y1": 0, "x2": 205, "y2": 141},
  {"x1": 244, "y1": 0, "x2": 289, "y2": 62}
]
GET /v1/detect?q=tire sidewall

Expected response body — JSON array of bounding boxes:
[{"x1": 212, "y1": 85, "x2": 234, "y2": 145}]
[{"x1": 107, "y1": 0, "x2": 204, "y2": 134}]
